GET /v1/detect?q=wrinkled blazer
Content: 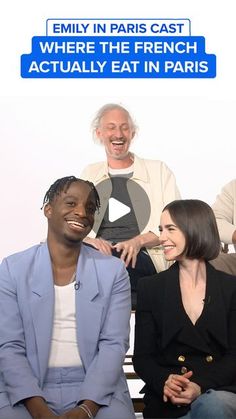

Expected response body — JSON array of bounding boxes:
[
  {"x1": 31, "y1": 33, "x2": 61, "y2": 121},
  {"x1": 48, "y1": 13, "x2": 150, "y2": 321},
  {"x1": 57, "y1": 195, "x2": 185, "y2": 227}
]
[
  {"x1": 81, "y1": 154, "x2": 181, "y2": 273},
  {"x1": 133, "y1": 262, "x2": 236, "y2": 418},
  {"x1": 0, "y1": 243, "x2": 131, "y2": 409}
]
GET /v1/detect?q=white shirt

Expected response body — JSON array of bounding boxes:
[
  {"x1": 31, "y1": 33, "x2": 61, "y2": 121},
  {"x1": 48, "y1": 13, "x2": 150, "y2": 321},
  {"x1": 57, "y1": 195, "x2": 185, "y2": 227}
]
[{"x1": 48, "y1": 282, "x2": 82, "y2": 367}]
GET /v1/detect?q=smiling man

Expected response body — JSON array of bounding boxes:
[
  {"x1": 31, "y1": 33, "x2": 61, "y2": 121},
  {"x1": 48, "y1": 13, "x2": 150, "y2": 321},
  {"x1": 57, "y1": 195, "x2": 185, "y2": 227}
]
[
  {"x1": 0, "y1": 176, "x2": 135, "y2": 419},
  {"x1": 81, "y1": 103, "x2": 181, "y2": 308}
]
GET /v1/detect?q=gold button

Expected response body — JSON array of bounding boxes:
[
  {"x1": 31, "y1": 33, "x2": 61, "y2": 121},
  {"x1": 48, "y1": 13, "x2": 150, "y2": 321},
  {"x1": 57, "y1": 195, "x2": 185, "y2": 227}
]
[
  {"x1": 178, "y1": 355, "x2": 185, "y2": 362},
  {"x1": 206, "y1": 355, "x2": 213, "y2": 363},
  {"x1": 181, "y1": 366, "x2": 188, "y2": 374}
]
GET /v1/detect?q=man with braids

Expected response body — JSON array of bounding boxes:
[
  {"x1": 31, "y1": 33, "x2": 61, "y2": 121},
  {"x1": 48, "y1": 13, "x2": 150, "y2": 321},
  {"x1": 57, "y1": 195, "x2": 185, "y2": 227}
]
[
  {"x1": 0, "y1": 176, "x2": 135, "y2": 419},
  {"x1": 81, "y1": 103, "x2": 181, "y2": 308}
]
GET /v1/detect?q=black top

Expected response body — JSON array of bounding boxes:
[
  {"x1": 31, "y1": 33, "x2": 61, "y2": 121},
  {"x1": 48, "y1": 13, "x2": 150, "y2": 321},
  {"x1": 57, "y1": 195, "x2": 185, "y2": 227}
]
[{"x1": 133, "y1": 262, "x2": 236, "y2": 418}]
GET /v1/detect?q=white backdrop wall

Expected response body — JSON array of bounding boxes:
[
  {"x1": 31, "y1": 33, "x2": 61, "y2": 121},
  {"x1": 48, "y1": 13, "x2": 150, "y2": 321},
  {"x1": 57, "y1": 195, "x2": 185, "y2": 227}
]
[{"x1": 0, "y1": 0, "x2": 235, "y2": 261}]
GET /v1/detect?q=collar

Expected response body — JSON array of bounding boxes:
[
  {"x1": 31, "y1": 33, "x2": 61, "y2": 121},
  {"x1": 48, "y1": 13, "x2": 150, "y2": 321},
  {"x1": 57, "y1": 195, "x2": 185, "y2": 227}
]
[
  {"x1": 92, "y1": 154, "x2": 149, "y2": 183},
  {"x1": 30, "y1": 242, "x2": 99, "y2": 301},
  {"x1": 161, "y1": 262, "x2": 228, "y2": 351}
]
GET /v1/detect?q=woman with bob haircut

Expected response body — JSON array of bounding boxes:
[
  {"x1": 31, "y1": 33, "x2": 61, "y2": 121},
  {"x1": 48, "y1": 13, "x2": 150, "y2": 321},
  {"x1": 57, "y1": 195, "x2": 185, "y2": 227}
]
[{"x1": 133, "y1": 199, "x2": 236, "y2": 418}]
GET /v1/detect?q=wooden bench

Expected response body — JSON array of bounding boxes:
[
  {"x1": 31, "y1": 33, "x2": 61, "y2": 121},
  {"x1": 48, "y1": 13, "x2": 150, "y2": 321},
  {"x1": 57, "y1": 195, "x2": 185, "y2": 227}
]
[{"x1": 124, "y1": 354, "x2": 144, "y2": 413}]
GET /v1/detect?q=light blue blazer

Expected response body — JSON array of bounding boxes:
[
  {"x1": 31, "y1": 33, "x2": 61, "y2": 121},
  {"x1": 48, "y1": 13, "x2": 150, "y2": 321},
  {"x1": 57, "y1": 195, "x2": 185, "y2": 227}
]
[{"x1": 0, "y1": 243, "x2": 131, "y2": 409}]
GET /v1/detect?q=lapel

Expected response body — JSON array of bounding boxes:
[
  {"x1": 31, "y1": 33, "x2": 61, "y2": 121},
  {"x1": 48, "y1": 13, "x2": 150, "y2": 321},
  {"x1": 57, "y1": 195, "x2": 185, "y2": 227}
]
[
  {"x1": 29, "y1": 243, "x2": 54, "y2": 385},
  {"x1": 74, "y1": 244, "x2": 105, "y2": 369},
  {"x1": 127, "y1": 155, "x2": 150, "y2": 232},
  {"x1": 161, "y1": 263, "x2": 190, "y2": 348},
  {"x1": 91, "y1": 161, "x2": 109, "y2": 183},
  {"x1": 132, "y1": 154, "x2": 149, "y2": 182},
  {"x1": 161, "y1": 263, "x2": 228, "y2": 353},
  {"x1": 198, "y1": 263, "x2": 228, "y2": 349},
  {"x1": 29, "y1": 243, "x2": 105, "y2": 380}
]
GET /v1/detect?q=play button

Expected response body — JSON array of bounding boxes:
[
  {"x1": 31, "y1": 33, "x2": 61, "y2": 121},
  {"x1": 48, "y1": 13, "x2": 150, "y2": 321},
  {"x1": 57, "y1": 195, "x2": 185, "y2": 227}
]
[
  {"x1": 91, "y1": 177, "x2": 151, "y2": 235},
  {"x1": 108, "y1": 197, "x2": 131, "y2": 222}
]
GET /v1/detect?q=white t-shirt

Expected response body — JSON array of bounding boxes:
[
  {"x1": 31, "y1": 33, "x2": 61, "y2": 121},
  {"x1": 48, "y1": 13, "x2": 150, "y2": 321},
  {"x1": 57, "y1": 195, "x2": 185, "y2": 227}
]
[{"x1": 48, "y1": 282, "x2": 82, "y2": 367}]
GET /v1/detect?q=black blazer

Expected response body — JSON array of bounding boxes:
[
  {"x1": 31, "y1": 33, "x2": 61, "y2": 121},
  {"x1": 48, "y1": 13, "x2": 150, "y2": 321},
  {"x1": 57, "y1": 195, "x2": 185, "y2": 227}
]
[{"x1": 133, "y1": 262, "x2": 236, "y2": 418}]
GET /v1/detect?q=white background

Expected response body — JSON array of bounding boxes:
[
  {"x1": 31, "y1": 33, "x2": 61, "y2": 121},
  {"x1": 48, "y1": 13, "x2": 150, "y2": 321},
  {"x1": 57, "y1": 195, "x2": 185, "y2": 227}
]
[{"x1": 0, "y1": 0, "x2": 235, "y2": 261}]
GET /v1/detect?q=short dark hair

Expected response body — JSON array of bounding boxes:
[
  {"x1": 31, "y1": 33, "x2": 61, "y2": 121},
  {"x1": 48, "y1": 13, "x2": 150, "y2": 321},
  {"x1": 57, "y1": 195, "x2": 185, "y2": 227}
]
[
  {"x1": 41, "y1": 176, "x2": 100, "y2": 211},
  {"x1": 162, "y1": 199, "x2": 221, "y2": 261}
]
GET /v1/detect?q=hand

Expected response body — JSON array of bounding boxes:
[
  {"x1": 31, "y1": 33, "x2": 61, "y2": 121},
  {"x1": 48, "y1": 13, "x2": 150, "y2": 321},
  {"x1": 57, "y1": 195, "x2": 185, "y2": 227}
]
[
  {"x1": 163, "y1": 371, "x2": 193, "y2": 401},
  {"x1": 84, "y1": 237, "x2": 113, "y2": 255},
  {"x1": 112, "y1": 237, "x2": 142, "y2": 268},
  {"x1": 167, "y1": 381, "x2": 201, "y2": 406},
  {"x1": 163, "y1": 371, "x2": 201, "y2": 405}
]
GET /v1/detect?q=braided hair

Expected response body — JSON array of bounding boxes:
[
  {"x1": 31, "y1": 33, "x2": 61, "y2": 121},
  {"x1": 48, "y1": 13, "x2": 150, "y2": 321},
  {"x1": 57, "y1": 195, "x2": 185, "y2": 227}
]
[{"x1": 41, "y1": 176, "x2": 100, "y2": 211}]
